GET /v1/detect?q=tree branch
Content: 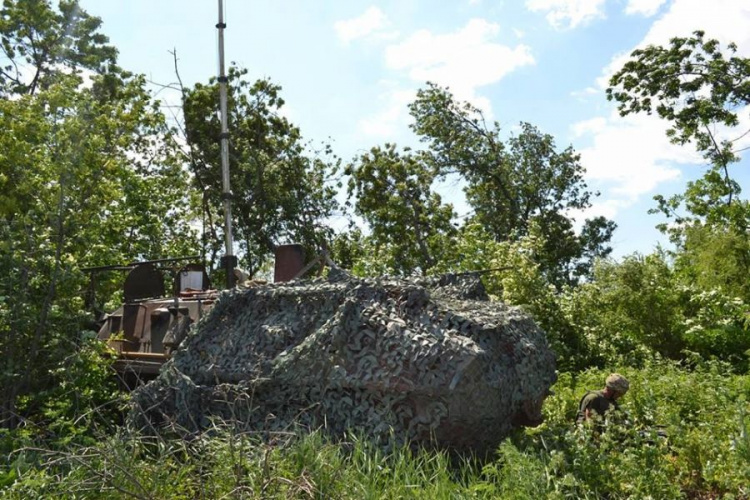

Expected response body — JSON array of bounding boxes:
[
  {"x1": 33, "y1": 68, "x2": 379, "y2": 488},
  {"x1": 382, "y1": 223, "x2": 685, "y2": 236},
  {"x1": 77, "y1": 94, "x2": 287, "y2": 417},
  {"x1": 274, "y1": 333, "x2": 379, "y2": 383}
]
[{"x1": 702, "y1": 123, "x2": 734, "y2": 206}]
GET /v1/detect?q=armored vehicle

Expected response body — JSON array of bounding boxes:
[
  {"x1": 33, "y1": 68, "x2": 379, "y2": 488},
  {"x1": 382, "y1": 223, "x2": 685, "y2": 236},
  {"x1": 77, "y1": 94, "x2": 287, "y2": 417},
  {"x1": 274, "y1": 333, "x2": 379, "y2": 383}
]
[{"x1": 90, "y1": 245, "x2": 306, "y2": 387}]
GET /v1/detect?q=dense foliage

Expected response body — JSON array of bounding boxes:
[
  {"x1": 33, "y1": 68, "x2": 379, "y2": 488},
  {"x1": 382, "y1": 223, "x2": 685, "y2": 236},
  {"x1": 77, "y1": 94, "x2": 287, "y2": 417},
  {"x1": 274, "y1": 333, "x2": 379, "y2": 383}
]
[
  {"x1": 182, "y1": 67, "x2": 341, "y2": 275},
  {"x1": 2, "y1": 364, "x2": 748, "y2": 498},
  {"x1": 342, "y1": 83, "x2": 616, "y2": 287},
  {"x1": 608, "y1": 32, "x2": 750, "y2": 320},
  {"x1": 2, "y1": 3, "x2": 750, "y2": 498},
  {"x1": 346, "y1": 144, "x2": 457, "y2": 274},
  {"x1": 0, "y1": 0, "x2": 198, "y2": 430},
  {"x1": 0, "y1": 0, "x2": 118, "y2": 96}
]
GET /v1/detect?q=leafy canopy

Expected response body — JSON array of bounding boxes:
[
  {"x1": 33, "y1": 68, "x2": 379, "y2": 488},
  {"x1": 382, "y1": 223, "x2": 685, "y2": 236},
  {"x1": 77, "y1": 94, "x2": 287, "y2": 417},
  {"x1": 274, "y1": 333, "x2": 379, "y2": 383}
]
[
  {"x1": 0, "y1": 0, "x2": 117, "y2": 96},
  {"x1": 346, "y1": 144, "x2": 457, "y2": 274},
  {"x1": 607, "y1": 30, "x2": 750, "y2": 169},
  {"x1": 0, "y1": 1, "x2": 199, "y2": 429},
  {"x1": 182, "y1": 66, "x2": 340, "y2": 275},
  {"x1": 608, "y1": 32, "x2": 750, "y2": 303},
  {"x1": 409, "y1": 83, "x2": 615, "y2": 286}
]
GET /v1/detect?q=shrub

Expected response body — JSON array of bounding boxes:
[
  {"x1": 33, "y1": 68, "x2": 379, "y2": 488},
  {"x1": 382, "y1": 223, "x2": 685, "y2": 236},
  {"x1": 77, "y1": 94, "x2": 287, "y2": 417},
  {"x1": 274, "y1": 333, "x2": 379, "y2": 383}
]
[{"x1": 3, "y1": 363, "x2": 747, "y2": 499}]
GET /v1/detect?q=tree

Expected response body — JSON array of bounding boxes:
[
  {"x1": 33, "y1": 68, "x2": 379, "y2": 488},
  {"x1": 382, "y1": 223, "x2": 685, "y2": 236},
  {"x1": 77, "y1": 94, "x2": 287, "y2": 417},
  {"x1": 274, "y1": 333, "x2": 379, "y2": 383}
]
[
  {"x1": 584, "y1": 254, "x2": 686, "y2": 359},
  {"x1": 608, "y1": 31, "x2": 750, "y2": 300},
  {"x1": 409, "y1": 83, "x2": 615, "y2": 286},
  {"x1": 607, "y1": 31, "x2": 750, "y2": 177},
  {"x1": 675, "y1": 223, "x2": 750, "y2": 301},
  {"x1": 607, "y1": 31, "x2": 750, "y2": 225},
  {"x1": 0, "y1": 72, "x2": 198, "y2": 429},
  {"x1": 345, "y1": 145, "x2": 457, "y2": 275},
  {"x1": 0, "y1": 0, "x2": 118, "y2": 96},
  {"x1": 182, "y1": 67, "x2": 340, "y2": 275},
  {"x1": 328, "y1": 228, "x2": 398, "y2": 278}
]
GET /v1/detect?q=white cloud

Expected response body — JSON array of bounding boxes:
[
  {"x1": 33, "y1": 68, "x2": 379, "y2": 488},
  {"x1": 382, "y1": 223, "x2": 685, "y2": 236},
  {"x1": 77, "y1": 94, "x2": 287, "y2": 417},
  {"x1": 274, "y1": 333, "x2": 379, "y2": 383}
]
[
  {"x1": 570, "y1": 86, "x2": 600, "y2": 100},
  {"x1": 624, "y1": 0, "x2": 669, "y2": 17},
  {"x1": 525, "y1": 0, "x2": 606, "y2": 29},
  {"x1": 639, "y1": 0, "x2": 750, "y2": 54},
  {"x1": 702, "y1": 104, "x2": 750, "y2": 158},
  {"x1": 729, "y1": 107, "x2": 750, "y2": 152},
  {"x1": 334, "y1": 6, "x2": 396, "y2": 44},
  {"x1": 358, "y1": 18, "x2": 535, "y2": 140},
  {"x1": 384, "y1": 18, "x2": 534, "y2": 113},
  {"x1": 358, "y1": 85, "x2": 416, "y2": 139},
  {"x1": 571, "y1": 117, "x2": 606, "y2": 137},
  {"x1": 577, "y1": 0, "x2": 750, "y2": 223},
  {"x1": 567, "y1": 198, "x2": 633, "y2": 226},
  {"x1": 574, "y1": 110, "x2": 702, "y2": 204}
]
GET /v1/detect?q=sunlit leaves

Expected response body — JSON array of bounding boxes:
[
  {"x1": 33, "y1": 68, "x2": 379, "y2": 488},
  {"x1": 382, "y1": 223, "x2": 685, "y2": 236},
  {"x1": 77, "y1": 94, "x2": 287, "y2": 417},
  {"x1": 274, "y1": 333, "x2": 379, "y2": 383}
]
[
  {"x1": 346, "y1": 144, "x2": 456, "y2": 275},
  {"x1": 609, "y1": 30, "x2": 750, "y2": 227},
  {"x1": 410, "y1": 84, "x2": 615, "y2": 287},
  {"x1": 0, "y1": 15, "x2": 197, "y2": 426},
  {"x1": 182, "y1": 67, "x2": 340, "y2": 275},
  {"x1": 608, "y1": 30, "x2": 749, "y2": 164},
  {"x1": 0, "y1": 0, "x2": 117, "y2": 96}
]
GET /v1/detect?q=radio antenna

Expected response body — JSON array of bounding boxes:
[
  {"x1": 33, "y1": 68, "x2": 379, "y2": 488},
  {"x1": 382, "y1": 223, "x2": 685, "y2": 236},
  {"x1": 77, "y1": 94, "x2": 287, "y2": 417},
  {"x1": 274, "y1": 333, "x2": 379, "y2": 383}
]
[{"x1": 216, "y1": 0, "x2": 236, "y2": 288}]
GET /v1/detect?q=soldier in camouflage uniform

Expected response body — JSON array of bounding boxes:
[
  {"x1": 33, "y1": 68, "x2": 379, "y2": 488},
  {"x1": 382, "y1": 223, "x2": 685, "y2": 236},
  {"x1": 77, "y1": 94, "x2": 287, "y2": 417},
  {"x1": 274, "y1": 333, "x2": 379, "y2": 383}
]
[{"x1": 576, "y1": 373, "x2": 630, "y2": 424}]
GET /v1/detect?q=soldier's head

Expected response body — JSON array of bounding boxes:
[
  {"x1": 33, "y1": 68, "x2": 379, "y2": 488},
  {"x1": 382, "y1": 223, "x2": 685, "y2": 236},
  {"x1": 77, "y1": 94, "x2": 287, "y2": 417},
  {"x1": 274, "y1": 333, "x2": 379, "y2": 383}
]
[{"x1": 604, "y1": 373, "x2": 629, "y2": 399}]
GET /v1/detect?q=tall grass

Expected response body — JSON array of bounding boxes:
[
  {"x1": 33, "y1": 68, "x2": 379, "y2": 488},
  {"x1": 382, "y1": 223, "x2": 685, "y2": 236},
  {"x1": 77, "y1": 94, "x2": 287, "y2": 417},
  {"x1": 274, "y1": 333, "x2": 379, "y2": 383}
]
[{"x1": 2, "y1": 361, "x2": 749, "y2": 499}]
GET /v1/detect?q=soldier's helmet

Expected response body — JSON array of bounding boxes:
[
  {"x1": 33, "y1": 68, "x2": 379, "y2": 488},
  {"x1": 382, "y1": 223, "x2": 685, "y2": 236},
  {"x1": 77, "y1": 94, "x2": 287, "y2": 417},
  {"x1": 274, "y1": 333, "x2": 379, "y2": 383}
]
[{"x1": 605, "y1": 373, "x2": 630, "y2": 394}]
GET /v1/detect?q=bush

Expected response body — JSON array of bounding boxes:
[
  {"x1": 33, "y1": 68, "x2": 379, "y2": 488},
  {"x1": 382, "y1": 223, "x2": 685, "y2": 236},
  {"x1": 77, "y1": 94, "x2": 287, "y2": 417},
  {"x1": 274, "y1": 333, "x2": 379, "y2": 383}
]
[
  {"x1": 10, "y1": 337, "x2": 125, "y2": 449},
  {"x1": 3, "y1": 363, "x2": 748, "y2": 499},
  {"x1": 529, "y1": 363, "x2": 750, "y2": 498}
]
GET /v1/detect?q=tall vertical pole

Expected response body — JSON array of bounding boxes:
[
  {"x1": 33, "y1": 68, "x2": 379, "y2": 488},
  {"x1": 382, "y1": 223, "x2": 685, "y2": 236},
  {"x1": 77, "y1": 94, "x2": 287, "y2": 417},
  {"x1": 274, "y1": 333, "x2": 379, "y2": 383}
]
[{"x1": 217, "y1": 0, "x2": 236, "y2": 288}]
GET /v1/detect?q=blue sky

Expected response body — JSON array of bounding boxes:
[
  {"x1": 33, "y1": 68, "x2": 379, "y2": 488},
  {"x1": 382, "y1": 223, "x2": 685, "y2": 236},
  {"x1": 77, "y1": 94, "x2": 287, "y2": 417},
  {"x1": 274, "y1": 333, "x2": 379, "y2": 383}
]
[{"x1": 80, "y1": 0, "x2": 750, "y2": 258}]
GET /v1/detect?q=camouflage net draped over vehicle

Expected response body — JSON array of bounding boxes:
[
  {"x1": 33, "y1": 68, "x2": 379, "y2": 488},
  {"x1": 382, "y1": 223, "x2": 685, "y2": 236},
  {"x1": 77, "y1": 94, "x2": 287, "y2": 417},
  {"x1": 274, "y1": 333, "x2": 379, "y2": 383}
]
[{"x1": 129, "y1": 272, "x2": 556, "y2": 454}]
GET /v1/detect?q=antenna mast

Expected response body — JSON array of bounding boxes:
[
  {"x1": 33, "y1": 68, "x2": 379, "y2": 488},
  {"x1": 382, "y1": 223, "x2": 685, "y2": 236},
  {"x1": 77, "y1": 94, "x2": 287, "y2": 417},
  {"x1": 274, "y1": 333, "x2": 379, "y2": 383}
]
[{"x1": 217, "y1": 0, "x2": 236, "y2": 288}]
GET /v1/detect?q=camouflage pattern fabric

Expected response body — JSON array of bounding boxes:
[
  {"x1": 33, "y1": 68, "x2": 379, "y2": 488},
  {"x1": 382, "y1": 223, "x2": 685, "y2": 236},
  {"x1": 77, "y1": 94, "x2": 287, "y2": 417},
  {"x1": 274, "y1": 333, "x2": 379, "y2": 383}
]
[
  {"x1": 129, "y1": 272, "x2": 556, "y2": 454},
  {"x1": 605, "y1": 373, "x2": 630, "y2": 393}
]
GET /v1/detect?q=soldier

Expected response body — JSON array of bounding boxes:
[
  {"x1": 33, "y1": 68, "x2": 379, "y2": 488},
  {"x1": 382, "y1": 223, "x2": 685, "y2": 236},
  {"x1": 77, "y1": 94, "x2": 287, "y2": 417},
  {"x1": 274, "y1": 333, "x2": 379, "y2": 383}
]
[{"x1": 576, "y1": 373, "x2": 630, "y2": 424}]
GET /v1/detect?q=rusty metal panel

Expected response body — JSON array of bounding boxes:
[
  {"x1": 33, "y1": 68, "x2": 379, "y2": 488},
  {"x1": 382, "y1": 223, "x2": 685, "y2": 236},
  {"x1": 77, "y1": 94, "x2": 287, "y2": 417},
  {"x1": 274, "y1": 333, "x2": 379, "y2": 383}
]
[
  {"x1": 274, "y1": 244, "x2": 305, "y2": 283},
  {"x1": 124, "y1": 264, "x2": 165, "y2": 302},
  {"x1": 123, "y1": 304, "x2": 148, "y2": 344}
]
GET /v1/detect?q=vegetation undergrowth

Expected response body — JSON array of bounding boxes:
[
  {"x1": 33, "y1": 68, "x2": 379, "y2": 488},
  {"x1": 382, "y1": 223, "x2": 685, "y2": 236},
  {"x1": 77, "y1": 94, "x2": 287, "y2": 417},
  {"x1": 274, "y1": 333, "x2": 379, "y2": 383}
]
[{"x1": 2, "y1": 362, "x2": 748, "y2": 499}]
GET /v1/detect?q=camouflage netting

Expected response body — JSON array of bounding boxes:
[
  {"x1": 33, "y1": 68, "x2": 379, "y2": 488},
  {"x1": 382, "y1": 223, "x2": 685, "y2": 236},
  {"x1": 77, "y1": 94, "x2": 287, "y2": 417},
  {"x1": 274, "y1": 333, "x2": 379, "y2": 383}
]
[{"x1": 129, "y1": 272, "x2": 556, "y2": 454}]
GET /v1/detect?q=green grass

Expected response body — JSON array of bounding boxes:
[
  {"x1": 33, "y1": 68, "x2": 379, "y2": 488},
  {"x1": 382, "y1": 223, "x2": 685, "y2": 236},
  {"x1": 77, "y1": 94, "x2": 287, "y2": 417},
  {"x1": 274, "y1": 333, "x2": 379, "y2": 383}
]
[{"x1": 2, "y1": 361, "x2": 749, "y2": 499}]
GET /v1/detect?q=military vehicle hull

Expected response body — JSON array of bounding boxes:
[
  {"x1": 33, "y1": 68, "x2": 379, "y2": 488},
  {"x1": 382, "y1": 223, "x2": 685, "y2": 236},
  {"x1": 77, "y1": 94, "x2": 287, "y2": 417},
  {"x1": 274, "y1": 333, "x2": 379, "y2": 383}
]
[{"x1": 92, "y1": 245, "x2": 306, "y2": 387}]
